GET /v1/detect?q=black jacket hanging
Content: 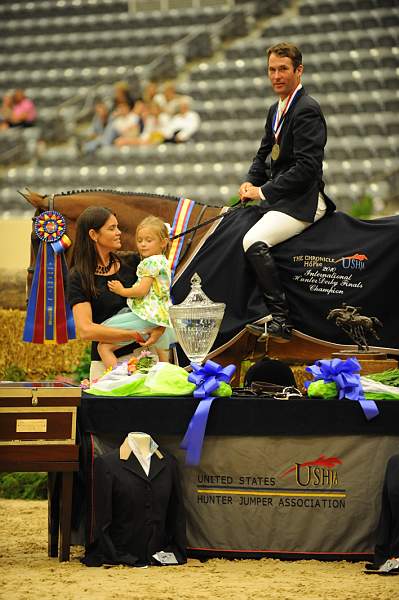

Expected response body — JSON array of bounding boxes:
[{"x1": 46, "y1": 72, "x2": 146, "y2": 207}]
[{"x1": 82, "y1": 446, "x2": 187, "y2": 567}]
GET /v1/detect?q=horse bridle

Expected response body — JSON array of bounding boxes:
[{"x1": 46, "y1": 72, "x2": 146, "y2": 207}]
[
  {"x1": 27, "y1": 193, "x2": 240, "y2": 275},
  {"x1": 46, "y1": 193, "x2": 56, "y2": 211},
  {"x1": 27, "y1": 193, "x2": 56, "y2": 277}
]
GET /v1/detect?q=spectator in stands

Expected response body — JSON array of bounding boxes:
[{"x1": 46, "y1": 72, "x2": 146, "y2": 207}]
[
  {"x1": 116, "y1": 101, "x2": 169, "y2": 147},
  {"x1": 91, "y1": 80, "x2": 138, "y2": 139},
  {"x1": 111, "y1": 80, "x2": 135, "y2": 112},
  {"x1": 162, "y1": 97, "x2": 201, "y2": 143},
  {"x1": 142, "y1": 81, "x2": 159, "y2": 106},
  {"x1": 78, "y1": 99, "x2": 110, "y2": 148},
  {"x1": 90, "y1": 99, "x2": 110, "y2": 137},
  {"x1": 239, "y1": 42, "x2": 335, "y2": 342},
  {"x1": 112, "y1": 100, "x2": 144, "y2": 147},
  {"x1": 0, "y1": 92, "x2": 14, "y2": 129},
  {"x1": 155, "y1": 81, "x2": 184, "y2": 116},
  {"x1": 83, "y1": 101, "x2": 140, "y2": 154},
  {"x1": 0, "y1": 89, "x2": 37, "y2": 129}
]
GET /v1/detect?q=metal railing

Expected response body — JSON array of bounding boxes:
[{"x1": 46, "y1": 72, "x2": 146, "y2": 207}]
[
  {"x1": 57, "y1": 5, "x2": 253, "y2": 123},
  {"x1": 128, "y1": 0, "x2": 235, "y2": 12}
]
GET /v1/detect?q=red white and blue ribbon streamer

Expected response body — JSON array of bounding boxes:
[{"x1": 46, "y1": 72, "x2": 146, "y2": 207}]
[
  {"x1": 168, "y1": 197, "x2": 195, "y2": 281},
  {"x1": 180, "y1": 360, "x2": 236, "y2": 466},
  {"x1": 305, "y1": 357, "x2": 379, "y2": 421},
  {"x1": 23, "y1": 210, "x2": 76, "y2": 344},
  {"x1": 272, "y1": 83, "x2": 302, "y2": 143}
]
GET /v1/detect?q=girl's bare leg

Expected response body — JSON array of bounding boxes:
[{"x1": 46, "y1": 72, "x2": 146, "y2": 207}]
[
  {"x1": 97, "y1": 342, "x2": 118, "y2": 370},
  {"x1": 156, "y1": 348, "x2": 170, "y2": 363}
]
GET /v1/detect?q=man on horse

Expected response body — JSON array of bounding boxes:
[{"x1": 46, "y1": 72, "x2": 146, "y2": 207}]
[{"x1": 239, "y1": 42, "x2": 335, "y2": 342}]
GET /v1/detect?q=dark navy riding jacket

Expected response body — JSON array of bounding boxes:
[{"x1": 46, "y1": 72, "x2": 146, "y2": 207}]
[{"x1": 246, "y1": 87, "x2": 336, "y2": 222}]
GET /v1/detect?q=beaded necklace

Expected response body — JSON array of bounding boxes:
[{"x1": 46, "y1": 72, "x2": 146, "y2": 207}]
[{"x1": 95, "y1": 256, "x2": 115, "y2": 275}]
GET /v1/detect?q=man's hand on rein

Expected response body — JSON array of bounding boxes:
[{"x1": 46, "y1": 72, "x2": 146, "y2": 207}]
[{"x1": 239, "y1": 183, "x2": 261, "y2": 203}]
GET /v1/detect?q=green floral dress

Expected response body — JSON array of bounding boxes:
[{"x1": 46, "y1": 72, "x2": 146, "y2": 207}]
[
  {"x1": 128, "y1": 254, "x2": 172, "y2": 327},
  {"x1": 102, "y1": 254, "x2": 175, "y2": 350}
]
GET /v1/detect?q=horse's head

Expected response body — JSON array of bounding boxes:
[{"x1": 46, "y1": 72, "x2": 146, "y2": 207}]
[{"x1": 326, "y1": 308, "x2": 338, "y2": 320}]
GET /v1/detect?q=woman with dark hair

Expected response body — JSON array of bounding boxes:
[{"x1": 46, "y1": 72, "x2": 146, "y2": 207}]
[{"x1": 67, "y1": 206, "x2": 163, "y2": 382}]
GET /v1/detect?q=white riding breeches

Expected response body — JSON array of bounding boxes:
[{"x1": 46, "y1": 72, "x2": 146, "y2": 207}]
[{"x1": 242, "y1": 195, "x2": 327, "y2": 251}]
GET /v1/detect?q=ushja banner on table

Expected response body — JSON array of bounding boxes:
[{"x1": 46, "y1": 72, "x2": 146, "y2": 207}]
[{"x1": 89, "y1": 433, "x2": 399, "y2": 558}]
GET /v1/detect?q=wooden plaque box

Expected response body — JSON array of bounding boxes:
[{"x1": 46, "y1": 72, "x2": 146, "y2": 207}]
[
  {"x1": 0, "y1": 381, "x2": 80, "y2": 448},
  {"x1": 0, "y1": 382, "x2": 81, "y2": 561},
  {"x1": 0, "y1": 382, "x2": 81, "y2": 446}
]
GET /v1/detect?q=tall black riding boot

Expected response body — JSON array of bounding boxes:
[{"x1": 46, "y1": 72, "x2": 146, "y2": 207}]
[{"x1": 245, "y1": 241, "x2": 292, "y2": 341}]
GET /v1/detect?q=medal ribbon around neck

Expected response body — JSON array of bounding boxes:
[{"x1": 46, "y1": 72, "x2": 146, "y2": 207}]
[{"x1": 272, "y1": 84, "x2": 302, "y2": 144}]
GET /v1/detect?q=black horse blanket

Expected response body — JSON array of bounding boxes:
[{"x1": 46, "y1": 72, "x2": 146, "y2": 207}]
[{"x1": 172, "y1": 206, "x2": 399, "y2": 355}]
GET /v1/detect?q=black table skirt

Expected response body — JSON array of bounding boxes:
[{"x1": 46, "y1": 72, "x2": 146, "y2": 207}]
[
  {"x1": 74, "y1": 394, "x2": 399, "y2": 559},
  {"x1": 80, "y1": 393, "x2": 399, "y2": 437}
]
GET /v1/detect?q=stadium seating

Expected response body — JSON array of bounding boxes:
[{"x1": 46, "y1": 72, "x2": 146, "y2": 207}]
[{"x1": 0, "y1": 0, "x2": 398, "y2": 215}]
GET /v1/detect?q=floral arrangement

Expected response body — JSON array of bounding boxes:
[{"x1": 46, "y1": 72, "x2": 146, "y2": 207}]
[
  {"x1": 80, "y1": 366, "x2": 112, "y2": 390},
  {"x1": 127, "y1": 350, "x2": 157, "y2": 374},
  {"x1": 80, "y1": 351, "x2": 157, "y2": 390}
]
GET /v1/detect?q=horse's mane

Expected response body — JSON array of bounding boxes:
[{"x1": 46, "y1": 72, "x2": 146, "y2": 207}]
[{"x1": 54, "y1": 188, "x2": 211, "y2": 207}]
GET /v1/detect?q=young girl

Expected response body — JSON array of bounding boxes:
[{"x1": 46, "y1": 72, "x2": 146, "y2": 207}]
[{"x1": 97, "y1": 216, "x2": 175, "y2": 369}]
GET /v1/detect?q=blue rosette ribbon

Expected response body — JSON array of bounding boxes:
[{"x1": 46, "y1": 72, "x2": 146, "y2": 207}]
[
  {"x1": 180, "y1": 360, "x2": 236, "y2": 466},
  {"x1": 305, "y1": 357, "x2": 379, "y2": 420},
  {"x1": 23, "y1": 210, "x2": 75, "y2": 344}
]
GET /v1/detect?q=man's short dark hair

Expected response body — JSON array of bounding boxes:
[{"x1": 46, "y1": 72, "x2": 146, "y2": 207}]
[{"x1": 267, "y1": 42, "x2": 303, "y2": 71}]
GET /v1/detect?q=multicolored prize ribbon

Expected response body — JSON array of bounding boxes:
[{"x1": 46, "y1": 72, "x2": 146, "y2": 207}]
[
  {"x1": 23, "y1": 210, "x2": 76, "y2": 344},
  {"x1": 168, "y1": 197, "x2": 195, "y2": 281}
]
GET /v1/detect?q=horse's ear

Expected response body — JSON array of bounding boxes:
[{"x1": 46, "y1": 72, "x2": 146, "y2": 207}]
[
  {"x1": 17, "y1": 187, "x2": 39, "y2": 204},
  {"x1": 18, "y1": 188, "x2": 31, "y2": 201},
  {"x1": 18, "y1": 188, "x2": 45, "y2": 208}
]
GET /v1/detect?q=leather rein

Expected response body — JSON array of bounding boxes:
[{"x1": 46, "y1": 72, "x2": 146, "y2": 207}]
[{"x1": 170, "y1": 200, "x2": 242, "y2": 269}]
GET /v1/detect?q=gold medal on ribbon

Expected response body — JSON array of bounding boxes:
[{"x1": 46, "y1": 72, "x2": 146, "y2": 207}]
[{"x1": 271, "y1": 143, "x2": 280, "y2": 161}]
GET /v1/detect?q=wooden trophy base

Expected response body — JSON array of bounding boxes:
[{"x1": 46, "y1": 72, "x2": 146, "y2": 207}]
[{"x1": 331, "y1": 351, "x2": 397, "y2": 376}]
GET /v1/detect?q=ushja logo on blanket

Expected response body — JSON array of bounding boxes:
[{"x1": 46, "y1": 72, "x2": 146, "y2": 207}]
[{"x1": 335, "y1": 253, "x2": 368, "y2": 270}]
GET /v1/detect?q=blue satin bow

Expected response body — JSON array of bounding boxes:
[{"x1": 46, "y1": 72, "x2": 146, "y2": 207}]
[
  {"x1": 305, "y1": 357, "x2": 379, "y2": 420},
  {"x1": 180, "y1": 360, "x2": 236, "y2": 466}
]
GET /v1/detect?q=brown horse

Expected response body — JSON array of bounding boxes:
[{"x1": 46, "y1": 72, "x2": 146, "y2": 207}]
[
  {"x1": 20, "y1": 188, "x2": 264, "y2": 380},
  {"x1": 22, "y1": 188, "x2": 390, "y2": 378}
]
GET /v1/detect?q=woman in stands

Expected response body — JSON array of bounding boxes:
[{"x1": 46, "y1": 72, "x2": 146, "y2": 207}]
[
  {"x1": 0, "y1": 89, "x2": 37, "y2": 129},
  {"x1": 0, "y1": 92, "x2": 14, "y2": 128}
]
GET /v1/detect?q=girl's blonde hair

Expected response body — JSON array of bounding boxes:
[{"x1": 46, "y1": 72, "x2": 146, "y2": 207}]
[{"x1": 136, "y1": 215, "x2": 170, "y2": 253}]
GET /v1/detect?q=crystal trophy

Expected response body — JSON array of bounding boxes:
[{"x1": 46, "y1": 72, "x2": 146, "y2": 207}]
[{"x1": 169, "y1": 273, "x2": 225, "y2": 365}]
